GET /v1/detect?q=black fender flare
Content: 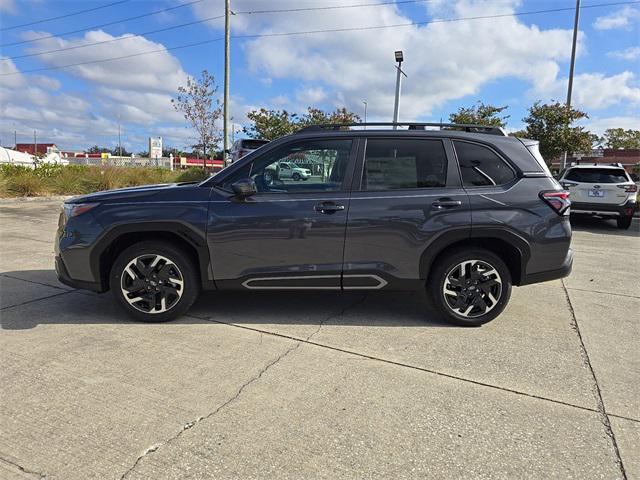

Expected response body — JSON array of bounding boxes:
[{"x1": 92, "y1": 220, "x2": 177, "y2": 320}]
[
  {"x1": 419, "y1": 227, "x2": 531, "y2": 284},
  {"x1": 89, "y1": 221, "x2": 214, "y2": 291}
]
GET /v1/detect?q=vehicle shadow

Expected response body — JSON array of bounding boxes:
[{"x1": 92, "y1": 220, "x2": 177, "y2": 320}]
[
  {"x1": 0, "y1": 270, "x2": 456, "y2": 330},
  {"x1": 570, "y1": 215, "x2": 639, "y2": 237}
]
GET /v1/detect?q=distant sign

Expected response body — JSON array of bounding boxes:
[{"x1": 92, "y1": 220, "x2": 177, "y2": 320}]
[{"x1": 149, "y1": 137, "x2": 162, "y2": 159}]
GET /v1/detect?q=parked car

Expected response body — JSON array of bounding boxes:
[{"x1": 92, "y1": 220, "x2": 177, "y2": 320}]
[
  {"x1": 558, "y1": 163, "x2": 637, "y2": 229},
  {"x1": 229, "y1": 138, "x2": 269, "y2": 163},
  {"x1": 55, "y1": 123, "x2": 572, "y2": 327},
  {"x1": 265, "y1": 161, "x2": 312, "y2": 181}
]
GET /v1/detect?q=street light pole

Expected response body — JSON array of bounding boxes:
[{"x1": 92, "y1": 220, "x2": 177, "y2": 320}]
[
  {"x1": 118, "y1": 115, "x2": 122, "y2": 158},
  {"x1": 562, "y1": 0, "x2": 581, "y2": 170},
  {"x1": 362, "y1": 100, "x2": 367, "y2": 128},
  {"x1": 392, "y1": 50, "x2": 406, "y2": 129},
  {"x1": 223, "y1": 0, "x2": 231, "y2": 167}
]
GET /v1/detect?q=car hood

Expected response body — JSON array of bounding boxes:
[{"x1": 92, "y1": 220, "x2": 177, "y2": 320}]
[{"x1": 66, "y1": 182, "x2": 201, "y2": 204}]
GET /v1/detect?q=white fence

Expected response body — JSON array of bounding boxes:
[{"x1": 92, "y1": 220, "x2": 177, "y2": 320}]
[{"x1": 66, "y1": 156, "x2": 173, "y2": 169}]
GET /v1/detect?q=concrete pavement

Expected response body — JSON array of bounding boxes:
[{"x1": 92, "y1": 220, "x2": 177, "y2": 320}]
[{"x1": 1, "y1": 198, "x2": 638, "y2": 479}]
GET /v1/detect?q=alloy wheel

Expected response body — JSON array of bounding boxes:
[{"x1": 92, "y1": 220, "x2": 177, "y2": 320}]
[
  {"x1": 120, "y1": 254, "x2": 184, "y2": 314},
  {"x1": 442, "y1": 259, "x2": 502, "y2": 318}
]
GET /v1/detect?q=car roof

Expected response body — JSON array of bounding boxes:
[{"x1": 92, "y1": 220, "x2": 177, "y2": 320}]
[{"x1": 566, "y1": 164, "x2": 626, "y2": 169}]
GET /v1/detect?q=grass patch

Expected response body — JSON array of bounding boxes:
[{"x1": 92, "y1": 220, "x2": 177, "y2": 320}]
[{"x1": 0, "y1": 165, "x2": 209, "y2": 197}]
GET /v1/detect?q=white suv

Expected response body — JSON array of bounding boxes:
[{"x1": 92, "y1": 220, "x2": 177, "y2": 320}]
[
  {"x1": 272, "y1": 162, "x2": 312, "y2": 181},
  {"x1": 559, "y1": 164, "x2": 637, "y2": 229}
]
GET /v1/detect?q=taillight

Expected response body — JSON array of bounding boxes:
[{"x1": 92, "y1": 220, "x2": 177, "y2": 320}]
[
  {"x1": 617, "y1": 184, "x2": 638, "y2": 193},
  {"x1": 540, "y1": 191, "x2": 570, "y2": 215}
]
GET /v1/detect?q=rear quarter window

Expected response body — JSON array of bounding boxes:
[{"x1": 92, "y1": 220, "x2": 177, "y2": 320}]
[
  {"x1": 565, "y1": 168, "x2": 629, "y2": 183},
  {"x1": 453, "y1": 141, "x2": 516, "y2": 187}
]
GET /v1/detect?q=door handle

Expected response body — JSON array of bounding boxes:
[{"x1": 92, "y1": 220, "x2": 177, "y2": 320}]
[
  {"x1": 432, "y1": 198, "x2": 462, "y2": 209},
  {"x1": 314, "y1": 202, "x2": 345, "y2": 214}
]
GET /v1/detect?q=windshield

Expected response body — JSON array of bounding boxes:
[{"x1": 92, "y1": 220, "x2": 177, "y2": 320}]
[{"x1": 565, "y1": 168, "x2": 628, "y2": 183}]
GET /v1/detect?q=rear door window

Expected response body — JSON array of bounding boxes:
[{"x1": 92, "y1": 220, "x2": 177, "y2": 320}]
[
  {"x1": 565, "y1": 168, "x2": 628, "y2": 183},
  {"x1": 362, "y1": 138, "x2": 447, "y2": 190},
  {"x1": 453, "y1": 141, "x2": 516, "y2": 187}
]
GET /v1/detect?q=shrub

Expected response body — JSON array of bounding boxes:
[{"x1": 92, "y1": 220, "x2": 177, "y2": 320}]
[
  {"x1": 0, "y1": 165, "x2": 210, "y2": 197},
  {"x1": 174, "y1": 167, "x2": 208, "y2": 183},
  {"x1": 5, "y1": 171, "x2": 46, "y2": 196}
]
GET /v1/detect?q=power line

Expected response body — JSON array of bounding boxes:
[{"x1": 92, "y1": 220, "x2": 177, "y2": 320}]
[
  {"x1": 2, "y1": 0, "x2": 639, "y2": 77},
  {"x1": 0, "y1": 0, "x2": 130, "y2": 32},
  {"x1": 0, "y1": 0, "x2": 205, "y2": 48},
  {"x1": 235, "y1": 0, "x2": 435, "y2": 15},
  {"x1": 1, "y1": 0, "x2": 436, "y2": 60},
  {"x1": 0, "y1": 0, "x2": 430, "y2": 57},
  {"x1": 4, "y1": 15, "x2": 225, "y2": 61}
]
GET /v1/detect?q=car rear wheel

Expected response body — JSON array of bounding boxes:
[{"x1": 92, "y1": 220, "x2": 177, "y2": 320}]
[
  {"x1": 110, "y1": 241, "x2": 199, "y2": 322},
  {"x1": 428, "y1": 248, "x2": 512, "y2": 327},
  {"x1": 617, "y1": 215, "x2": 633, "y2": 229}
]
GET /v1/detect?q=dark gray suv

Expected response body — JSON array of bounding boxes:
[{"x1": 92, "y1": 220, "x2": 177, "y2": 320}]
[{"x1": 55, "y1": 123, "x2": 572, "y2": 326}]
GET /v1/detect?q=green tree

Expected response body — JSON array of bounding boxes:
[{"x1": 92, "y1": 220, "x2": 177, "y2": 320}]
[
  {"x1": 449, "y1": 101, "x2": 509, "y2": 127},
  {"x1": 86, "y1": 145, "x2": 111, "y2": 154},
  {"x1": 172, "y1": 70, "x2": 222, "y2": 163},
  {"x1": 600, "y1": 128, "x2": 640, "y2": 149},
  {"x1": 521, "y1": 101, "x2": 593, "y2": 160},
  {"x1": 111, "y1": 146, "x2": 131, "y2": 157},
  {"x1": 243, "y1": 109, "x2": 299, "y2": 141},
  {"x1": 244, "y1": 106, "x2": 360, "y2": 140}
]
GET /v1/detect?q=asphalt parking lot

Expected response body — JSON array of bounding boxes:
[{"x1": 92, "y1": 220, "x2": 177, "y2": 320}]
[{"x1": 1, "y1": 198, "x2": 638, "y2": 480}]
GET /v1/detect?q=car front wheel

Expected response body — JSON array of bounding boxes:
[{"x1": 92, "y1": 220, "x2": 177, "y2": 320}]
[
  {"x1": 110, "y1": 241, "x2": 200, "y2": 322},
  {"x1": 428, "y1": 248, "x2": 512, "y2": 327},
  {"x1": 292, "y1": 173, "x2": 301, "y2": 181}
]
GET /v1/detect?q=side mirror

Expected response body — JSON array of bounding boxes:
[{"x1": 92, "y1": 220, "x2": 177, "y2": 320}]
[{"x1": 231, "y1": 178, "x2": 257, "y2": 198}]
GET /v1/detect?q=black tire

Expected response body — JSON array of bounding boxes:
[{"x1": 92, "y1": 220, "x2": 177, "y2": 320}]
[
  {"x1": 427, "y1": 248, "x2": 512, "y2": 327},
  {"x1": 109, "y1": 241, "x2": 200, "y2": 322},
  {"x1": 617, "y1": 215, "x2": 633, "y2": 229},
  {"x1": 292, "y1": 172, "x2": 301, "y2": 181}
]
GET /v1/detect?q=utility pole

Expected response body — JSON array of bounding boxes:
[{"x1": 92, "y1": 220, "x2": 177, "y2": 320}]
[
  {"x1": 362, "y1": 100, "x2": 367, "y2": 128},
  {"x1": 34, "y1": 130, "x2": 37, "y2": 159},
  {"x1": 118, "y1": 115, "x2": 122, "y2": 158},
  {"x1": 562, "y1": 0, "x2": 581, "y2": 170},
  {"x1": 392, "y1": 51, "x2": 406, "y2": 129},
  {"x1": 223, "y1": 0, "x2": 231, "y2": 167},
  {"x1": 14, "y1": 129, "x2": 16, "y2": 148}
]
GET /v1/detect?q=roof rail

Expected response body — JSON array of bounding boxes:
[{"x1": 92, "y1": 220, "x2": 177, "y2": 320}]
[{"x1": 296, "y1": 122, "x2": 508, "y2": 136}]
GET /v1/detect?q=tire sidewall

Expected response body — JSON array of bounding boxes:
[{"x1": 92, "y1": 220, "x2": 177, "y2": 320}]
[
  {"x1": 109, "y1": 241, "x2": 199, "y2": 322},
  {"x1": 429, "y1": 249, "x2": 512, "y2": 327}
]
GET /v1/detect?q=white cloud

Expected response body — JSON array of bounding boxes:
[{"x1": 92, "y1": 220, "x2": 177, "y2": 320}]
[
  {"x1": 607, "y1": 46, "x2": 640, "y2": 61},
  {"x1": 0, "y1": 0, "x2": 16, "y2": 14},
  {"x1": 593, "y1": 6, "x2": 640, "y2": 30},
  {"x1": 530, "y1": 71, "x2": 640, "y2": 110},
  {"x1": 581, "y1": 116, "x2": 640, "y2": 136},
  {"x1": 194, "y1": 0, "x2": 581, "y2": 119},
  {"x1": 22, "y1": 30, "x2": 189, "y2": 92}
]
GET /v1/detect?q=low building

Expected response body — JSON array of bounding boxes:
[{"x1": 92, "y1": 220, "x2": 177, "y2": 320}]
[
  {"x1": 15, "y1": 143, "x2": 58, "y2": 156},
  {"x1": 552, "y1": 149, "x2": 639, "y2": 174}
]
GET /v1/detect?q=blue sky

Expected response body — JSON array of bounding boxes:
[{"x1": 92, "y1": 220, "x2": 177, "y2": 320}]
[{"x1": 1, "y1": 0, "x2": 638, "y2": 152}]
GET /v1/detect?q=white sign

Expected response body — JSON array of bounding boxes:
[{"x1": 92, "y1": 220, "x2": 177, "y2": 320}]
[{"x1": 149, "y1": 136, "x2": 162, "y2": 159}]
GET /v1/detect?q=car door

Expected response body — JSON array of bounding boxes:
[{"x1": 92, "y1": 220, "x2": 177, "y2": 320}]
[
  {"x1": 343, "y1": 136, "x2": 471, "y2": 289},
  {"x1": 207, "y1": 137, "x2": 357, "y2": 290}
]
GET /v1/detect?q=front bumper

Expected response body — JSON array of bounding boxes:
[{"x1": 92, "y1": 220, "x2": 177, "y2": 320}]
[
  {"x1": 55, "y1": 254, "x2": 103, "y2": 292},
  {"x1": 571, "y1": 200, "x2": 636, "y2": 217},
  {"x1": 520, "y1": 248, "x2": 573, "y2": 286}
]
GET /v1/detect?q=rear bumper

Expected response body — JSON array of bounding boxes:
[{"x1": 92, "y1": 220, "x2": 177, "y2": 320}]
[
  {"x1": 55, "y1": 255, "x2": 103, "y2": 292},
  {"x1": 520, "y1": 248, "x2": 573, "y2": 286},
  {"x1": 571, "y1": 200, "x2": 636, "y2": 217}
]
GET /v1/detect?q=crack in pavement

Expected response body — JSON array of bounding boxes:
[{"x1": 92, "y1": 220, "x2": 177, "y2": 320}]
[
  {"x1": 565, "y1": 286, "x2": 640, "y2": 300},
  {"x1": 0, "y1": 290, "x2": 72, "y2": 311},
  {"x1": 119, "y1": 295, "x2": 367, "y2": 480},
  {"x1": 187, "y1": 310, "x2": 640, "y2": 424},
  {"x1": 562, "y1": 279, "x2": 628, "y2": 480},
  {"x1": 0, "y1": 273, "x2": 70, "y2": 291},
  {"x1": 0, "y1": 455, "x2": 46, "y2": 479}
]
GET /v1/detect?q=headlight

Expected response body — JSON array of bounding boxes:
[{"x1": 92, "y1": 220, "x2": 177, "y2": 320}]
[{"x1": 63, "y1": 202, "x2": 99, "y2": 220}]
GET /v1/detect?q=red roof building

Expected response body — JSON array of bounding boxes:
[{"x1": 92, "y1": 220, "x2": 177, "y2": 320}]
[{"x1": 15, "y1": 143, "x2": 58, "y2": 156}]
